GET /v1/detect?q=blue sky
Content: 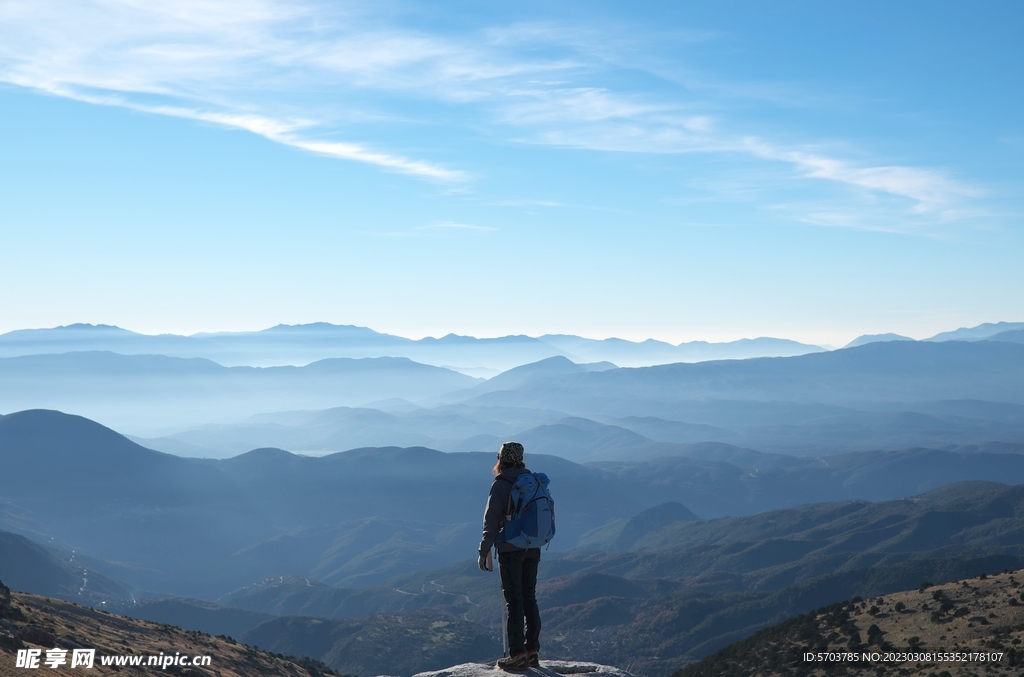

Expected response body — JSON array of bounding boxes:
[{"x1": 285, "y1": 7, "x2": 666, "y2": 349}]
[{"x1": 0, "y1": 1, "x2": 1021, "y2": 346}]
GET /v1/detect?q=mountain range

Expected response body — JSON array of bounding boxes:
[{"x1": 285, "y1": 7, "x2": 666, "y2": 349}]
[
  {"x1": 6, "y1": 409, "x2": 1024, "y2": 674},
  {"x1": 4, "y1": 338, "x2": 1024, "y2": 441},
  {"x1": 3, "y1": 320, "x2": 1020, "y2": 374},
  {"x1": 6, "y1": 409, "x2": 1024, "y2": 596},
  {"x1": 0, "y1": 322, "x2": 829, "y2": 371}
]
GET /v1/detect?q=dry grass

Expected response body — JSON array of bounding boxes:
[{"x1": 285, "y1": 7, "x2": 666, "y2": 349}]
[
  {"x1": 1, "y1": 590, "x2": 327, "y2": 677},
  {"x1": 789, "y1": 569, "x2": 1024, "y2": 675},
  {"x1": 680, "y1": 569, "x2": 1024, "y2": 677}
]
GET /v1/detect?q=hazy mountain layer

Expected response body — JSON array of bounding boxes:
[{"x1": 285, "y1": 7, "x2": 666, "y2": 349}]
[
  {"x1": 0, "y1": 322, "x2": 826, "y2": 370},
  {"x1": 5, "y1": 339, "x2": 1024, "y2": 441},
  {"x1": 991, "y1": 328, "x2": 1024, "y2": 344},
  {"x1": 925, "y1": 321, "x2": 1024, "y2": 342},
  {"x1": 139, "y1": 398, "x2": 1024, "y2": 460},
  {"x1": 457, "y1": 342, "x2": 1024, "y2": 416},
  {"x1": 0, "y1": 351, "x2": 478, "y2": 432}
]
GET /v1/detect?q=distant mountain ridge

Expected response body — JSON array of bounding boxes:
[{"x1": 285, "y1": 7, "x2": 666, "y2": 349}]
[
  {"x1": 925, "y1": 321, "x2": 1024, "y2": 342},
  {"x1": 459, "y1": 341, "x2": 1024, "y2": 415},
  {"x1": 0, "y1": 322, "x2": 824, "y2": 370},
  {"x1": 843, "y1": 332, "x2": 913, "y2": 348},
  {"x1": 2, "y1": 320, "x2": 1020, "y2": 373}
]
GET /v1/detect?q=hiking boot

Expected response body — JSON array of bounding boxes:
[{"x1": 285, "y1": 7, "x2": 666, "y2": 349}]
[
  {"x1": 527, "y1": 650, "x2": 539, "y2": 667},
  {"x1": 497, "y1": 651, "x2": 530, "y2": 671}
]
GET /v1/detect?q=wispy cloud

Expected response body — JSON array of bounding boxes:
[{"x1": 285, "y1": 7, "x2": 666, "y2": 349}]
[
  {"x1": 0, "y1": 0, "x2": 474, "y2": 181},
  {"x1": 23, "y1": 81, "x2": 468, "y2": 182},
  {"x1": 738, "y1": 137, "x2": 980, "y2": 215},
  {"x1": 523, "y1": 101, "x2": 977, "y2": 221},
  {"x1": 0, "y1": 0, "x2": 987, "y2": 226}
]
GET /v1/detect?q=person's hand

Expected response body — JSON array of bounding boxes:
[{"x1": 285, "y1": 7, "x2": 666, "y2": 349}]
[{"x1": 478, "y1": 553, "x2": 490, "y2": 572}]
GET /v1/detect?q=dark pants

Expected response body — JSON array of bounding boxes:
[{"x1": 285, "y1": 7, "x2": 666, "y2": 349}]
[{"x1": 499, "y1": 548, "x2": 541, "y2": 656}]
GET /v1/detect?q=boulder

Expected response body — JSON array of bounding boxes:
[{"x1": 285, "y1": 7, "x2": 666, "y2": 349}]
[{"x1": 18, "y1": 625, "x2": 56, "y2": 646}]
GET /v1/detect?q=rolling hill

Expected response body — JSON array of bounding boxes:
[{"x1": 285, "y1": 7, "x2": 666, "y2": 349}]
[{"x1": 677, "y1": 569, "x2": 1024, "y2": 676}]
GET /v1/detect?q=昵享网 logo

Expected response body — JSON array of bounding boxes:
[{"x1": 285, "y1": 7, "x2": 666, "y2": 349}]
[{"x1": 15, "y1": 648, "x2": 95, "y2": 669}]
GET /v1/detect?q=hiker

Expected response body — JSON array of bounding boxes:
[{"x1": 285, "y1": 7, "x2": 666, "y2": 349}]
[{"x1": 479, "y1": 441, "x2": 553, "y2": 671}]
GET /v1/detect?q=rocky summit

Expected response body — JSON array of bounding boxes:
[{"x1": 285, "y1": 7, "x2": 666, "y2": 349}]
[{"x1": 408, "y1": 660, "x2": 637, "y2": 677}]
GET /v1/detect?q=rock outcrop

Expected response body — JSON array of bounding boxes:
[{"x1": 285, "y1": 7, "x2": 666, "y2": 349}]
[{"x1": 410, "y1": 660, "x2": 637, "y2": 677}]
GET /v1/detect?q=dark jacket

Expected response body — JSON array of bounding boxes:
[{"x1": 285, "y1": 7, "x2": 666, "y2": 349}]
[{"x1": 479, "y1": 466, "x2": 531, "y2": 556}]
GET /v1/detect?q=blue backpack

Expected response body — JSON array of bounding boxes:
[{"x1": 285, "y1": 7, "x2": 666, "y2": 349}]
[{"x1": 498, "y1": 472, "x2": 556, "y2": 549}]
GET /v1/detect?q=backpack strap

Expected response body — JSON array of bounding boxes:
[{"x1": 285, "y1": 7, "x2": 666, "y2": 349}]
[{"x1": 496, "y1": 475, "x2": 516, "y2": 523}]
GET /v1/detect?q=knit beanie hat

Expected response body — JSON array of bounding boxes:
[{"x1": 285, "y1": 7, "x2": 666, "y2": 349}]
[{"x1": 498, "y1": 441, "x2": 525, "y2": 465}]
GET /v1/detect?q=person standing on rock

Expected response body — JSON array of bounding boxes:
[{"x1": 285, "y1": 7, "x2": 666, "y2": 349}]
[{"x1": 479, "y1": 441, "x2": 554, "y2": 671}]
